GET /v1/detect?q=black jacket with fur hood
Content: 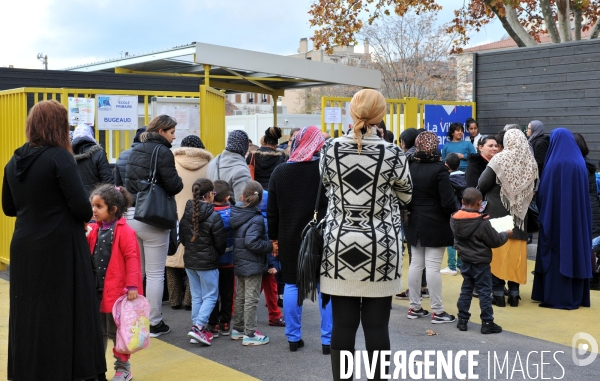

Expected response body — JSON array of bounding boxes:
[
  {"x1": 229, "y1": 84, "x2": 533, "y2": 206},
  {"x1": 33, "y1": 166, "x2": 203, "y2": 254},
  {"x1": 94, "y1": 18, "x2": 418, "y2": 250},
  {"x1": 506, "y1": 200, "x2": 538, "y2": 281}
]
[
  {"x1": 246, "y1": 146, "x2": 286, "y2": 189},
  {"x1": 72, "y1": 137, "x2": 113, "y2": 196},
  {"x1": 450, "y1": 210, "x2": 509, "y2": 265}
]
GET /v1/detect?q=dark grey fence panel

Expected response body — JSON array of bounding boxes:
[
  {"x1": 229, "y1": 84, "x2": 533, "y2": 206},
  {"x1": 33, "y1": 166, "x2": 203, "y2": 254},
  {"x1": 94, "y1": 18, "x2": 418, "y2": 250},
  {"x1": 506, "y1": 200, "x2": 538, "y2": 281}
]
[{"x1": 475, "y1": 38, "x2": 600, "y2": 163}]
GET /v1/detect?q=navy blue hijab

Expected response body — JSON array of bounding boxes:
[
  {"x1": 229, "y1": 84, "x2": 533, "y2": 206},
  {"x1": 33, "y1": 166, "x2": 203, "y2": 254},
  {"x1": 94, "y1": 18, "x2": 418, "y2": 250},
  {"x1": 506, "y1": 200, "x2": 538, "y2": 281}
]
[{"x1": 537, "y1": 128, "x2": 592, "y2": 279}]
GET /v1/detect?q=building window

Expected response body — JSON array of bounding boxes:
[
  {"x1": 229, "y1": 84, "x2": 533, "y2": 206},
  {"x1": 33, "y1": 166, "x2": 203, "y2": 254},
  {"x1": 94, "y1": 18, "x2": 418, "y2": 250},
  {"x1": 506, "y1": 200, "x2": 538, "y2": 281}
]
[{"x1": 235, "y1": 94, "x2": 241, "y2": 103}]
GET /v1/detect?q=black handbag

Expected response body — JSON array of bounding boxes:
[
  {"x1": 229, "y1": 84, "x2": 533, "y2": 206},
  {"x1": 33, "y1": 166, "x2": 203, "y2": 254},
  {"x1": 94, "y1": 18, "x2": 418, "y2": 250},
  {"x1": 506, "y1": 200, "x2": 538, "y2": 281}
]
[
  {"x1": 134, "y1": 145, "x2": 178, "y2": 230},
  {"x1": 297, "y1": 143, "x2": 329, "y2": 306},
  {"x1": 167, "y1": 221, "x2": 180, "y2": 256}
]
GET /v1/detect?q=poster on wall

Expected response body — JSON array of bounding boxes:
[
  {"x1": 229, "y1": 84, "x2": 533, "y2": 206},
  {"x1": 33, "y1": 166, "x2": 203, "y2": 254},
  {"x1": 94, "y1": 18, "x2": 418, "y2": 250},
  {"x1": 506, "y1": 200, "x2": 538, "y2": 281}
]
[
  {"x1": 97, "y1": 95, "x2": 138, "y2": 130},
  {"x1": 324, "y1": 107, "x2": 342, "y2": 124},
  {"x1": 68, "y1": 97, "x2": 95, "y2": 126},
  {"x1": 424, "y1": 105, "x2": 473, "y2": 150}
]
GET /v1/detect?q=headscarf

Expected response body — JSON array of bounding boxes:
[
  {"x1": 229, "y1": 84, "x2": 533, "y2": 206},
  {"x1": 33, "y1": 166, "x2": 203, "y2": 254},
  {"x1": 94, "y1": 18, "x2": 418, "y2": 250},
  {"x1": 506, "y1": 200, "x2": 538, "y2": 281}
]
[
  {"x1": 226, "y1": 130, "x2": 249, "y2": 156},
  {"x1": 287, "y1": 126, "x2": 325, "y2": 163},
  {"x1": 72, "y1": 124, "x2": 96, "y2": 144},
  {"x1": 181, "y1": 135, "x2": 205, "y2": 149},
  {"x1": 537, "y1": 128, "x2": 592, "y2": 278},
  {"x1": 400, "y1": 128, "x2": 420, "y2": 150},
  {"x1": 413, "y1": 131, "x2": 441, "y2": 162},
  {"x1": 349, "y1": 89, "x2": 386, "y2": 154},
  {"x1": 487, "y1": 129, "x2": 538, "y2": 230},
  {"x1": 528, "y1": 120, "x2": 545, "y2": 142}
]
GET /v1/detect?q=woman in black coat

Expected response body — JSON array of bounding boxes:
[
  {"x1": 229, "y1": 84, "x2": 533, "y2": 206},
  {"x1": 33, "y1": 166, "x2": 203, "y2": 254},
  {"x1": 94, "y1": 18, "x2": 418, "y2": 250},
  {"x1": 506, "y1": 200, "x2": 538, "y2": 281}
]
[
  {"x1": 406, "y1": 132, "x2": 458, "y2": 323},
  {"x1": 125, "y1": 115, "x2": 183, "y2": 337},
  {"x1": 71, "y1": 124, "x2": 113, "y2": 195},
  {"x1": 2, "y1": 101, "x2": 106, "y2": 381}
]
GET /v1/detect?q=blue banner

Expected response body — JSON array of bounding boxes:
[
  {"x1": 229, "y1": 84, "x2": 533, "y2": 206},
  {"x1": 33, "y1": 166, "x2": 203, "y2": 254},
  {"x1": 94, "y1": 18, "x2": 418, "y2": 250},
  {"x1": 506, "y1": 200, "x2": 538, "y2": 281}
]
[{"x1": 424, "y1": 105, "x2": 473, "y2": 149}]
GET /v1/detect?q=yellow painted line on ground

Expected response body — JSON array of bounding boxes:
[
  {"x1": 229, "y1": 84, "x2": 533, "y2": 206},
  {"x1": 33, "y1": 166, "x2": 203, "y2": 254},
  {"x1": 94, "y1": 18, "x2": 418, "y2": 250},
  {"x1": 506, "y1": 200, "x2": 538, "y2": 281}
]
[
  {"x1": 394, "y1": 250, "x2": 600, "y2": 351},
  {"x1": 0, "y1": 278, "x2": 258, "y2": 381}
]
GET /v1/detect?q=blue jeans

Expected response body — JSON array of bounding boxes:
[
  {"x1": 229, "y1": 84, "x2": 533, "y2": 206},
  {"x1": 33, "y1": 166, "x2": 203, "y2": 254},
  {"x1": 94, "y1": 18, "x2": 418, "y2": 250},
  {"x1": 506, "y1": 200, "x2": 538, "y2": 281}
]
[
  {"x1": 186, "y1": 268, "x2": 219, "y2": 327},
  {"x1": 283, "y1": 283, "x2": 332, "y2": 345},
  {"x1": 456, "y1": 261, "x2": 493, "y2": 322},
  {"x1": 447, "y1": 246, "x2": 462, "y2": 271}
]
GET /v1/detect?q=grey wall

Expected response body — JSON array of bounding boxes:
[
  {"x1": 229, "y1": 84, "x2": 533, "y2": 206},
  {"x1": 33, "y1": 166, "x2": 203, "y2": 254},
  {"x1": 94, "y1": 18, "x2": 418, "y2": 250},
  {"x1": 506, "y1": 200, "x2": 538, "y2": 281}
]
[{"x1": 475, "y1": 38, "x2": 600, "y2": 163}]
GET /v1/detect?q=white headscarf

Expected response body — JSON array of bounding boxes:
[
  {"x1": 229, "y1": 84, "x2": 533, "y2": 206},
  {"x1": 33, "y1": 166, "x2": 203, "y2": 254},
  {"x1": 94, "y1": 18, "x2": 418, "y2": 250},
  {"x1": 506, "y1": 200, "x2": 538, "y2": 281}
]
[{"x1": 487, "y1": 129, "x2": 538, "y2": 230}]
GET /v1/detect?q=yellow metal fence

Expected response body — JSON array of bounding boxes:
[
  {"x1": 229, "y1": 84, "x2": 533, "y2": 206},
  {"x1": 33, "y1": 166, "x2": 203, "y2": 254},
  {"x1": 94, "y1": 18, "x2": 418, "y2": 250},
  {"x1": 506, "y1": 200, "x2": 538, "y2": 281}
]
[
  {"x1": 321, "y1": 96, "x2": 476, "y2": 142},
  {"x1": 0, "y1": 86, "x2": 226, "y2": 267}
]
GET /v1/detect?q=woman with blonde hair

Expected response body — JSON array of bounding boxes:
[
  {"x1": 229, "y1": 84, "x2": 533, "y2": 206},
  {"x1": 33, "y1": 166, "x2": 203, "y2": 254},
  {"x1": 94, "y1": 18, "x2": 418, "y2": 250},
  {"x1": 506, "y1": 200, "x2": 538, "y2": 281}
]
[{"x1": 320, "y1": 89, "x2": 412, "y2": 380}]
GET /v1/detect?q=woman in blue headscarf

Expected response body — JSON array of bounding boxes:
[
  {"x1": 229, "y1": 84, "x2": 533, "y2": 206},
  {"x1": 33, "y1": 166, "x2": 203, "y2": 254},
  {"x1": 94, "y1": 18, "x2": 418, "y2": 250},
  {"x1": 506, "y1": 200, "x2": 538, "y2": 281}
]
[{"x1": 531, "y1": 128, "x2": 593, "y2": 309}]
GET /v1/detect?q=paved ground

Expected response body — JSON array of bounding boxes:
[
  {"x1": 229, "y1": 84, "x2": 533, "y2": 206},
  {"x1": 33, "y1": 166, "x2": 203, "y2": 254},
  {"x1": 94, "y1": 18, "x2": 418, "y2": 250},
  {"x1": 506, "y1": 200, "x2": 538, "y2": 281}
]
[{"x1": 1, "y1": 248, "x2": 599, "y2": 380}]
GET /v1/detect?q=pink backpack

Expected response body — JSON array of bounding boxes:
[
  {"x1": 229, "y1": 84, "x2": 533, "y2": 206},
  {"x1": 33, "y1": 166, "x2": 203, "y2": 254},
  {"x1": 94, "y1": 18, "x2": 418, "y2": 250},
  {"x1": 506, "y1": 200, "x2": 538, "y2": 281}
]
[{"x1": 112, "y1": 293, "x2": 151, "y2": 354}]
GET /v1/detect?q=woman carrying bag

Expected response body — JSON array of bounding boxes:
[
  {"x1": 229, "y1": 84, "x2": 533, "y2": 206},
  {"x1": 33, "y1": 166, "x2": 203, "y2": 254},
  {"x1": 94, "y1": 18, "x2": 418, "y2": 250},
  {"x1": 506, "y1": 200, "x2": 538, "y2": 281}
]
[{"x1": 125, "y1": 115, "x2": 184, "y2": 337}]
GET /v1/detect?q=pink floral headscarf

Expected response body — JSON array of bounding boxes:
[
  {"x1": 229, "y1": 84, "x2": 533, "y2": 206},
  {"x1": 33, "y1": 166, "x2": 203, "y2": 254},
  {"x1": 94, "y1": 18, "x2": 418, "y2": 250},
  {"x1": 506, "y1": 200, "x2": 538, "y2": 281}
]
[{"x1": 288, "y1": 126, "x2": 326, "y2": 163}]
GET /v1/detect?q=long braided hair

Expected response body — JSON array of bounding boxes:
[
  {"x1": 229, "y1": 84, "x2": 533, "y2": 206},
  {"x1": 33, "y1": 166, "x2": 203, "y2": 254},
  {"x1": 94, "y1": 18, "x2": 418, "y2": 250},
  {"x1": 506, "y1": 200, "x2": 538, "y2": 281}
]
[{"x1": 190, "y1": 178, "x2": 214, "y2": 242}]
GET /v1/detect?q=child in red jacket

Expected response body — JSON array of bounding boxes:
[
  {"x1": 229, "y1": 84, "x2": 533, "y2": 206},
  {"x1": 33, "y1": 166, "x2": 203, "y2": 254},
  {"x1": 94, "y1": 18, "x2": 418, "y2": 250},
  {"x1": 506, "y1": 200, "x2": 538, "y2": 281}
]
[{"x1": 88, "y1": 184, "x2": 143, "y2": 381}]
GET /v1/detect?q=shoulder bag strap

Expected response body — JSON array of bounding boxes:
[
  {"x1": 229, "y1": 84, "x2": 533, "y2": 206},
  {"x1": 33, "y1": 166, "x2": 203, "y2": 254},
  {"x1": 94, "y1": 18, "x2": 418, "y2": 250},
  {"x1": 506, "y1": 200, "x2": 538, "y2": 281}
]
[
  {"x1": 148, "y1": 145, "x2": 161, "y2": 183},
  {"x1": 313, "y1": 141, "x2": 331, "y2": 223},
  {"x1": 216, "y1": 155, "x2": 222, "y2": 180}
]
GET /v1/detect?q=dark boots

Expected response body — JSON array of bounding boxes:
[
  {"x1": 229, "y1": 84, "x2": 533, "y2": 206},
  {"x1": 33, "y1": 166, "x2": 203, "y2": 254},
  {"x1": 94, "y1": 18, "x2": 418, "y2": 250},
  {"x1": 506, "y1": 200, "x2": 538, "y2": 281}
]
[
  {"x1": 492, "y1": 294, "x2": 506, "y2": 307},
  {"x1": 508, "y1": 291, "x2": 521, "y2": 307}
]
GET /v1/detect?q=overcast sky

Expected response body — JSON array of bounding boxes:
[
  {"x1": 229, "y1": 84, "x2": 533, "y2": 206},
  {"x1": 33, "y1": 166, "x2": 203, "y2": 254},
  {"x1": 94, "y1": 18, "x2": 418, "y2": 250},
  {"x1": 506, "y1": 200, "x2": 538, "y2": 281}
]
[{"x1": 0, "y1": 0, "x2": 506, "y2": 70}]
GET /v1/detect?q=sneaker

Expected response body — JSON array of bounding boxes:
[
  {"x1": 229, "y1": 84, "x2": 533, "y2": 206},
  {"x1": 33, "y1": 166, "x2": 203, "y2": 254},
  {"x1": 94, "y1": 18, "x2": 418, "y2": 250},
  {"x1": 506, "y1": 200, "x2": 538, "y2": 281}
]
[
  {"x1": 457, "y1": 318, "x2": 468, "y2": 331},
  {"x1": 219, "y1": 322, "x2": 231, "y2": 336},
  {"x1": 432, "y1": 312, "x2": 456, "y2": 324},
  {"x1": 242, "y1": 331, "x2": 270, "y2": 346},
  {"x1": 190, "y1": 338, "x2": 199, "y2": 344},
  {"x1": 269, "y1": 317, "x2": 286, "y2": 327},
  {"x1": 149, "y1": 320, "x2": 171, "y2": 337},
  {"x1": 481, "y1": 321, "x2": 502, "y2": 334},
  {"x1": 111, "y1": 369, "x2": 132, "y2": 381},
  {"x1": 187, "y1": 325, "x2": 213, "y2": 346},
  {"x1": 440, "y1": 267, "x2": 457, "y2": 276},
  {"x1": 407, "y1": 308, "x2": 430, "y2": 319},
  {"x1": 208, "y1": 324, "x2": 220, "y2": 338},
  {"x1": 231, "y1": 329, "x2": 244, "y2": 340},
  {"x1": 395, "y1": 289, "x2": 411, "y2": 300},
  {"x1": 421, "y1": 288, "x2": 430, "y2": 298}
]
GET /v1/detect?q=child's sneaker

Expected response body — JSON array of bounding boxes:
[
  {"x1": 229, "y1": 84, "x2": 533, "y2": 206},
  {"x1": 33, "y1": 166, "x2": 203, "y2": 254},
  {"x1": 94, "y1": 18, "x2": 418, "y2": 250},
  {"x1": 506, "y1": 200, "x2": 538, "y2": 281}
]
[
  {"x1": 242, "y1": 331, "x2": 270, "y2": 346},
  {"x1": 407, "y1": 308, "x2": 430, "y2": 319},
  {"x1": 208, "y1": 324, "x2": 220, "y2": 338},
  {"x1": 219, "y1": 322, "x2": 231, "y2": 336},
  {"x1": 111, "y1": 369, "x2": 132, "y2": 381},
  {"x1": 187, "y1": 324, "x2": 213, "y2": 346},
  {"x1": 440, "y1": 267, "x2": 458, "y2": 276},
  {"x1": 481, "y1": 321, "x2": 502, "y2": 334},
  {"x1": 432, "y1": 311, "x2": 456, "y2": 324},
  {"x1": 231, "y1": 328, "x2": 244, "y2": 340},
  {"x1": 421, "y1": 288, "x2": 430, "y2": 298},
  {"x1": 457, "y1": 318, "x2": 468, "y2": 331}
]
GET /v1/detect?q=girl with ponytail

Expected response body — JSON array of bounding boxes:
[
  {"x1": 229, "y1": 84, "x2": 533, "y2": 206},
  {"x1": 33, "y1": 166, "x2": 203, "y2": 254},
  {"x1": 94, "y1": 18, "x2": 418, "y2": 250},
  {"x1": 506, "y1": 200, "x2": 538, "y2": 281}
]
[{"x1": 179, "y1": 178, "x2": 228, "y2": 346}]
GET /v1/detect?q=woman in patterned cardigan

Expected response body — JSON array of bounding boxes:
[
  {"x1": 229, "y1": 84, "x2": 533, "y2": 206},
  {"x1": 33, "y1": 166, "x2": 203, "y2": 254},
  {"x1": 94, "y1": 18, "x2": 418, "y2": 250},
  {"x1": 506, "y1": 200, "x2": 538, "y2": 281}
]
[{"x1": 320, "y1": 89, "x2": 412, "y2": 380}]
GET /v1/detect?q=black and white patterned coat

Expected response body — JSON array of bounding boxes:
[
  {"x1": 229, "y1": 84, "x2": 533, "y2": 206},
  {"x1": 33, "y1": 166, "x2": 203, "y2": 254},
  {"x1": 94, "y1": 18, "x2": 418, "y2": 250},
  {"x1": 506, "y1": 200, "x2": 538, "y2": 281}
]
[{"x1": 319, "y1": 132, "x2": 412, "y2": 297}]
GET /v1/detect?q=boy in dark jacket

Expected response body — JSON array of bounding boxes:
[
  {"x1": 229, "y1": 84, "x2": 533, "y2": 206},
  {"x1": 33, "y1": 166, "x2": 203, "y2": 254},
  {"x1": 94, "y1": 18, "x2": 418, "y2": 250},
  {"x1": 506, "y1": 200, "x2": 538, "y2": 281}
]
[
  {"x1": 208, "y1": 180, "x2": 235, "y2": 337},
  {"x1": 441, "y1": 153, "x2": 467, "y2": 276},
  {"x1": 179, "y1": 179, "x2": 227, "y2": 346},
  {"x1": 450, "y1": 188, "x2": 512, "y2": 334}
]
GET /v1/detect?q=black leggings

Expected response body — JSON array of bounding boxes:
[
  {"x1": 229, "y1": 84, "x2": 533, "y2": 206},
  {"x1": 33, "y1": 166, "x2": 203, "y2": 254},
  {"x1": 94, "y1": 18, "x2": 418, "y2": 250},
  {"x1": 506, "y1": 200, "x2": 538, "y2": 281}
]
[{"x1": 330, "y1": 295, "x2": 392, "y2": 351}]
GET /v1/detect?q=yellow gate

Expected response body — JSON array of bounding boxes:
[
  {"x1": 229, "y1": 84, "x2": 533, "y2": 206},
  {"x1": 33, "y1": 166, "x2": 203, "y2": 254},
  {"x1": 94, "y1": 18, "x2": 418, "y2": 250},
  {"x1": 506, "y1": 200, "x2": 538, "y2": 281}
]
[
  {"x1": 321, "y1": 96, "x2": 476, "y2": 144},
  {"x1": 0, "y1": 86, "x2": 226, "y2": 267}
]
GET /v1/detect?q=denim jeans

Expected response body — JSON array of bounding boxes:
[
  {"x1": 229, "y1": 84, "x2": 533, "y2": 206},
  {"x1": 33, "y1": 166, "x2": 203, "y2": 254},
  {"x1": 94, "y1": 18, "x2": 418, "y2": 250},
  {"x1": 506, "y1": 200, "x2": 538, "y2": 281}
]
[
  {"x1": 283, "y1": 283, "x2": 332, "y2": 345},
  {"x1": 446, "y1": 246, "x2": 462, "y2": 271},
  {"x1": 186, "y1": 268, "x2": 219, "y2": 327},
  {"x1": 456, "y1": 261, "x2": 493, "y2": 322}
]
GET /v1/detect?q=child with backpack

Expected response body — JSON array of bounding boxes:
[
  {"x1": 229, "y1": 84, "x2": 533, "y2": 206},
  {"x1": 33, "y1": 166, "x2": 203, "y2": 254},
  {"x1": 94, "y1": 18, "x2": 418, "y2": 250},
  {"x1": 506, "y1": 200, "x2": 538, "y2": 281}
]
[
  {"x1": 230, "y1": 181, "x2": 273, "y2": 346},
  {"x1": 450, "y1": 188, "x2": 512, "y2": 334},
  {"x1": 179, "y1": 178, "x2": 227, "y2": 346},
  {"x1": 207, "y1": 180, "x2": 235, "y2": 337},
  {"x1": 441, "y1": 153, "x2": 467, "y2": 276},
  {"x1": 88, "y1": 184, "x2": 144, "y2": 381}
]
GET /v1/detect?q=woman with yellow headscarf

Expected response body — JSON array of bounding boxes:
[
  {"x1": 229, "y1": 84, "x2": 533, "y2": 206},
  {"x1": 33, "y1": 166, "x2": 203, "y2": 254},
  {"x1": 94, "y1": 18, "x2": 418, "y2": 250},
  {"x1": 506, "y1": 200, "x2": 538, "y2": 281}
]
[{"x1": 320, "y1": 89, "x2": 412, "y2": 380}]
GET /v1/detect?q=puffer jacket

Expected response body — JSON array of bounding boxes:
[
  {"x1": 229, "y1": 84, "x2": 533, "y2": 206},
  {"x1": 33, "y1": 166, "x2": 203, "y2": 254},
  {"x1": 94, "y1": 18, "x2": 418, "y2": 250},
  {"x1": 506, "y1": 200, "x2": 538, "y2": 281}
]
[
  {"x1": 584, "y1": 158, "x2": 600, "y2": 236},
  {"x1": 125, "y1": 132, "x2": 183, "y2": 201},
  {"x1": 179, "y1": 200, "x2": 227, "y2": 270},
  {"x1": 230, "y1": 203, "x2": 273, "y2": 277},
  {"x1": 114, "y1": 143, "x2": 140, "y2": 187},
  {"x1": 214, "y1": 205, "x2": 234, "y2": 267},
  {"x1": 72, "y1": 137, "x2": 113, "y2": 195},
  {"x1": 450, "y1": 210, "x2": 509, "y2": 264},
  {"x1": 246, "y1": 147, "x2": 286, "y2": 189}
]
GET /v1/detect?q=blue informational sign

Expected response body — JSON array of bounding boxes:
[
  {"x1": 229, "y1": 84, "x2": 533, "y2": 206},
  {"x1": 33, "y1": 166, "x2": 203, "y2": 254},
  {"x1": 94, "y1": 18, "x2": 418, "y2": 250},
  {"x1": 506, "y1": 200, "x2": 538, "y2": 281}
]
[{"x1": 424, "y1": 105, "x2": 473, "y2": 149}]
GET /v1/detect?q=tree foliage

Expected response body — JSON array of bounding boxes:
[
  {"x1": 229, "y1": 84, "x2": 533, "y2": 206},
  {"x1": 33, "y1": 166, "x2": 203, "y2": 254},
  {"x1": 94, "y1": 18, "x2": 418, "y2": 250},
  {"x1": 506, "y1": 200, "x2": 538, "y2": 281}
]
[{"x1": 309, "y1": 0, "x2": 600, "y2": 53}]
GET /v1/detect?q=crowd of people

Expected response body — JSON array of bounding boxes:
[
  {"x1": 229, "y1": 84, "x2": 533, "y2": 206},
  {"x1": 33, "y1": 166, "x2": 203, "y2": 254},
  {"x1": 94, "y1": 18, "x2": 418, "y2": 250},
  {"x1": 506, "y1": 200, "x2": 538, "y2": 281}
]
[{"x1": 2, "y1": 93, "x2": 599, "y2": 381}]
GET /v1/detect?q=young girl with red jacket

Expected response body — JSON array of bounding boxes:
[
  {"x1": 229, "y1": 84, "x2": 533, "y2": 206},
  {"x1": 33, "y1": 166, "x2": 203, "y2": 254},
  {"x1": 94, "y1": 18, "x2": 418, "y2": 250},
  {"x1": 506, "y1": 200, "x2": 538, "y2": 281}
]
[{"x1": 88, "y1": 184, "x2": 143, "y2": 381}]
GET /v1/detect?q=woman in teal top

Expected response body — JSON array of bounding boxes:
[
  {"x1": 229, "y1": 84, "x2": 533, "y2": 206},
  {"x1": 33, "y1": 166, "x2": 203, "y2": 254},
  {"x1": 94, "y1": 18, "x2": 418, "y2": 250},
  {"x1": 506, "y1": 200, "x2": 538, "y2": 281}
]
[{"x1": 441, "y1": 122, "x2": 476, "y2": 171}]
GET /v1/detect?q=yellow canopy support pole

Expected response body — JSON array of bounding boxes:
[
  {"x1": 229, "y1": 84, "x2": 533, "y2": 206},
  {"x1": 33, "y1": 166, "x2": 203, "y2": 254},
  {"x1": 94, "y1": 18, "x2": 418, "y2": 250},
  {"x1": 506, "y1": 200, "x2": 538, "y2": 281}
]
[
  {"x1": 203, "y1": 65, "x2": 211, "y2": 87},
  {"x1": 273, "y1": 99, "x2": 278, "y2": 127}
]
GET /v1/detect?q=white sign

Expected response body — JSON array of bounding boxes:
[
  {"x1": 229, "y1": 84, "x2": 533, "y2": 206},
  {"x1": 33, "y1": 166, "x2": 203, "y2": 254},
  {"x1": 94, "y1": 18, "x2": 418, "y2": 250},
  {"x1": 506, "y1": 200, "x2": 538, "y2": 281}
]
[
  {"x1": 324, "y1": 107, "x2": 342, "y2": 124},
  {"x1": 68, "y1": 97, "x2": 95, "y2": 126},
  {"x1": 97, "y1": 95, "x2": 138, "y2": 130}
]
